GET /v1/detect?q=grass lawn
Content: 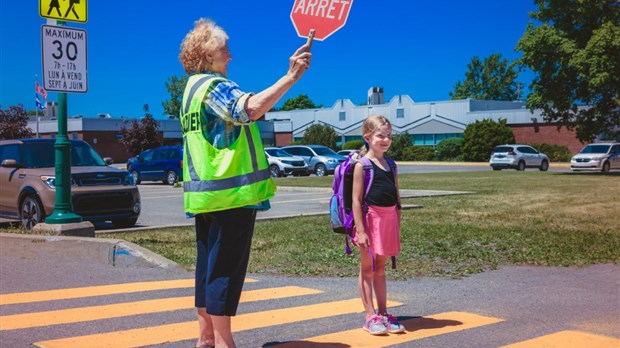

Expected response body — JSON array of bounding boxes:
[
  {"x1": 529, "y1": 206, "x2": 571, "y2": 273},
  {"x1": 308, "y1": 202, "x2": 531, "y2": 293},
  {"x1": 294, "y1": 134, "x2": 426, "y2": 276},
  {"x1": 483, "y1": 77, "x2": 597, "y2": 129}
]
[{"x1": 4, "y1": 171, "x2": 618, "y2": 279}]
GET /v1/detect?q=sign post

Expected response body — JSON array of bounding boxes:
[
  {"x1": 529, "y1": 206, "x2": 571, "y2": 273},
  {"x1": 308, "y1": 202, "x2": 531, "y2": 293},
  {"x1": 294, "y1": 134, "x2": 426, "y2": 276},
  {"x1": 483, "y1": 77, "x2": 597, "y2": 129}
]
[
  {"x1": 39, "y1": 0, "x2": 89, "y2": 226},
  {"x1": 290, "y1": 0, "x2": 353, "y2": 41},
  {"x1": 39, "y1": 0, "x2": 89, "y2": 225}
]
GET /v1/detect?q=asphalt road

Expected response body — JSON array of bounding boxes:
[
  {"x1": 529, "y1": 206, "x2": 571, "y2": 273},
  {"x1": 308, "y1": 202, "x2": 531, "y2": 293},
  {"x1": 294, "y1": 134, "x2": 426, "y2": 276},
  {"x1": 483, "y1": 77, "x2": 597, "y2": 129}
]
[{"x1": 1, "y1": 233, "x2": 618, "y2": 348}]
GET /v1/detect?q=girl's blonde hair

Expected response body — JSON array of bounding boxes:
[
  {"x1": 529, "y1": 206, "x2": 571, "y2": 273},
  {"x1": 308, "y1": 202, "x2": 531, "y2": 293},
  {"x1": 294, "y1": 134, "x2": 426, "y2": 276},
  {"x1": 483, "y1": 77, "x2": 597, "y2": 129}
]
[
  {"x1": 179, "y1": 18, "x2": 229, "y2": 74},
  {"x1": 359, "y1": 115, "x2": 392, "y2": 156}
]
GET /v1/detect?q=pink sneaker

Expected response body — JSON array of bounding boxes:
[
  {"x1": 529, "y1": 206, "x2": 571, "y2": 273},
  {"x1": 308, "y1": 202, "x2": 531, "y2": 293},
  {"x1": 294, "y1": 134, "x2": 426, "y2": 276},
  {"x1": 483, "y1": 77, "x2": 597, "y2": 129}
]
[
  {"x1": 363, "y1": 314, "x2": 388, "y2": 335},
  {"x1": 381, "y1": 313, "x2": 405, "y2": 334}
]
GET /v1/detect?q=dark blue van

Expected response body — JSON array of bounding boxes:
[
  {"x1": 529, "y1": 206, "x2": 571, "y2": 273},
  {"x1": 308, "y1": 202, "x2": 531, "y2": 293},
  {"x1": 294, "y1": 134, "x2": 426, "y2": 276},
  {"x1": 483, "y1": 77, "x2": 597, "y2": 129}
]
[{"x1": 126, "y1": 145, "x2": 183, "y2": 185}]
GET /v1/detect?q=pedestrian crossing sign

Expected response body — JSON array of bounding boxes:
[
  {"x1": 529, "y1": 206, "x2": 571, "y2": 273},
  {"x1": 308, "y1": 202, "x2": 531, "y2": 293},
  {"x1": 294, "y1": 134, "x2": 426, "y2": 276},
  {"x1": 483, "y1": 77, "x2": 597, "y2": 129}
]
[{"x1": 40, "y1": 0, "x2": 87, "y2": 23}]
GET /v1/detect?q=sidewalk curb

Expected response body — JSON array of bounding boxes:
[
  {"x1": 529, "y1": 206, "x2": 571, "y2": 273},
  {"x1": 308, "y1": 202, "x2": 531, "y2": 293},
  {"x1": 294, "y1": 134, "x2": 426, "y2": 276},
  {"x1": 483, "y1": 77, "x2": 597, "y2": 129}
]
[{"x1": 0, "y1": 233, "x2": 183, "y2": 271}]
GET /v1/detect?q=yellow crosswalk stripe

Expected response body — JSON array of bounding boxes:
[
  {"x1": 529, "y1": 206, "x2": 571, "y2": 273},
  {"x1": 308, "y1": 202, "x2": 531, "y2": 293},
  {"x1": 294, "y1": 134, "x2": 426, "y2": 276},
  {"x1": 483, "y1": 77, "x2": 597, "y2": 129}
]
[
  {"x1": 0, "y1": 286, "x2": 321, "y2": 330},
  {"x1": 273, "y1": 311, "x2": 504, "y2": 347},
  {"x1": 33, "y1": 299, "x2": 403, "y2": 348},
  {"x1": 0, "y1": 278, "x2": 256, "y2": 305},
  {"x1": 501, "y1": 330, "x2": 620, "y2": 348}
]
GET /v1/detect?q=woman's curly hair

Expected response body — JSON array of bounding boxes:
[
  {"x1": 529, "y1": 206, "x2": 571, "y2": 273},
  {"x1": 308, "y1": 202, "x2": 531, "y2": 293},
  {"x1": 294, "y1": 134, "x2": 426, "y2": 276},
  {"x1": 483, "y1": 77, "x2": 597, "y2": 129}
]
[{"x1": 179, "y1": 18, "x2": 228, "y2": 74}]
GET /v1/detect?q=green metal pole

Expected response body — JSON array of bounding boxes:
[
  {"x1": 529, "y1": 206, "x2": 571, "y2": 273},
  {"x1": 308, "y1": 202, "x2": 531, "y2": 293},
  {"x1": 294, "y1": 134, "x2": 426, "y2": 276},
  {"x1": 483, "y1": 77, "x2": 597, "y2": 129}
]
[{"x1": 45, "y1": 46, "x2": 82, "y2": 224}]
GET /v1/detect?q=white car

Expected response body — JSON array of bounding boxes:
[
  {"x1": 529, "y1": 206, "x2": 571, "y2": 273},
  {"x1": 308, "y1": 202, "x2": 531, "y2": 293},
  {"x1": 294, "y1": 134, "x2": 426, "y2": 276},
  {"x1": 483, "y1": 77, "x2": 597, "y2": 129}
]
[
  {"x1": 489, "y1": 144, "x2": 549, "y2": 171},
  {"x1": 264, "y1": 147, "x2": 310, "y2": 177},
  {"x1": 570, "y1": 142, "x2": 620, "y2": 172}
]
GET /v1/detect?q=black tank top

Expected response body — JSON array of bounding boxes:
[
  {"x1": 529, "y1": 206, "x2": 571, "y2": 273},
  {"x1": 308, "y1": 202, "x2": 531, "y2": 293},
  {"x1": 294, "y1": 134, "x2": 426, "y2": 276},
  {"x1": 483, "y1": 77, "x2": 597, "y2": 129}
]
[{"x1": 366, "y1": 160, "x2": 398, "y2": 207}]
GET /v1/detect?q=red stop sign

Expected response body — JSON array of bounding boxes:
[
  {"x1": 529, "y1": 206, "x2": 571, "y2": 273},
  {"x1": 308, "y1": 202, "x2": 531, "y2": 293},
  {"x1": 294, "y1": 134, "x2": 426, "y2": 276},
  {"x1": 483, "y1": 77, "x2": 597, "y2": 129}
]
[{"x1": 290, "y1": 0, "x2": 354, "y2": 41}]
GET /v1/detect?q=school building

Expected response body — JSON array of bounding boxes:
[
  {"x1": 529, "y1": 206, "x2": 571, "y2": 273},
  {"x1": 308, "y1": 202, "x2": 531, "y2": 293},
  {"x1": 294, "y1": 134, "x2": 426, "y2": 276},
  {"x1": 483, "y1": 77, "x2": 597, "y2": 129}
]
[
  {"x1": 264, "y1": 87, "x2": 586, "y2": 153},
  {"x1": 27, "y1": 88, "x2": 588, "y2": 162}
]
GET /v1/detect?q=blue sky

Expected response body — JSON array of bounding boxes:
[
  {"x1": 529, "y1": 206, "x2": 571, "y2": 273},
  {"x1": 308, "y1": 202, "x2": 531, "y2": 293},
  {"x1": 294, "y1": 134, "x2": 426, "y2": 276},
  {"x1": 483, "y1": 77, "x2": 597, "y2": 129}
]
[{"x1": 1, "y1": 1, "x2": 537, "y2": 119}]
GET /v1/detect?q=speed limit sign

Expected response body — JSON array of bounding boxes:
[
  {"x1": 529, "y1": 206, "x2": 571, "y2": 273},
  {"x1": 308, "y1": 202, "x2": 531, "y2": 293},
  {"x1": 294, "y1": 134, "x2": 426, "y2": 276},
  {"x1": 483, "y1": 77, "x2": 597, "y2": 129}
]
[{"x1": 42, "y1": 25, "x2": 88, "y2": 93}]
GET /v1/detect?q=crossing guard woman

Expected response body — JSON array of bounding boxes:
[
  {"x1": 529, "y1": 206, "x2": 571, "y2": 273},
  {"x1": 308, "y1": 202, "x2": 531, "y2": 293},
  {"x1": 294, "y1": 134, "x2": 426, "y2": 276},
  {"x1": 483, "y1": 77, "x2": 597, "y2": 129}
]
[{"x1": 178, "y1": 18, "x2": 311, "y2": 348}]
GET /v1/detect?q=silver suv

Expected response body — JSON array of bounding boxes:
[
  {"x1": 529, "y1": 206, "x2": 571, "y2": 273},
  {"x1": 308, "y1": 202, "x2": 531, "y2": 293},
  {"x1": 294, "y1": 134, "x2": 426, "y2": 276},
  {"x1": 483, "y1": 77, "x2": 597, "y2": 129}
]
[
  {"x1": 264, "y1": 147, "x2": 310, "y2": 177},
  {"x1": 0, "y1": 139, "x2": 141, "y2": 230},
  {"x1": 489, "y1": 144, "x2": 549, "y2": 171},
  {"x1": 281, "y1": 145, "x2": 346, "y2": 176},
  {"x1": 571, "y1": 142, "x2": 620, "y2": 172}
]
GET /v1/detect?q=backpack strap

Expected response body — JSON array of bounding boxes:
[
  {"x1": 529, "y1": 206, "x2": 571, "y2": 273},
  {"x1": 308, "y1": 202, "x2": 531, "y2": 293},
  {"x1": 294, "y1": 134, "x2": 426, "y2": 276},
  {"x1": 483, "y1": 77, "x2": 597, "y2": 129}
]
[{"x1": 358, "y1": 157, "x2": 374, "y2": 212}]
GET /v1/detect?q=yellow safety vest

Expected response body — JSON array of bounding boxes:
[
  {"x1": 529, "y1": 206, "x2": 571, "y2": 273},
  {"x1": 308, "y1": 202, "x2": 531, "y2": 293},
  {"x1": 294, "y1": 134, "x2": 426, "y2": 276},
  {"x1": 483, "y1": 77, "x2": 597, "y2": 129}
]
[{"x1": 180, "y1": 74, "x2": 276, "y2": 214}]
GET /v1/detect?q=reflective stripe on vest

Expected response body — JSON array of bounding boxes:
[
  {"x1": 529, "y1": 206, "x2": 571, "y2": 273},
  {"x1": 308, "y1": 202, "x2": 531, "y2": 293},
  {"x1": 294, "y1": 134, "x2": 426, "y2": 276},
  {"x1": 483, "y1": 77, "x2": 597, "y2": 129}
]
[{"x1": 180, "y1": 74, "x2": 275, "y2": 214}]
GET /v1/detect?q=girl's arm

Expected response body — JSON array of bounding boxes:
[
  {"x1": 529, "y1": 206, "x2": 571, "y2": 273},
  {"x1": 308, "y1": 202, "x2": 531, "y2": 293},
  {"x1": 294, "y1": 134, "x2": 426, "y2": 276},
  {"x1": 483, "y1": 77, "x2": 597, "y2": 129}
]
[{"x1": 351, "y1": 162, "x2": 369, "y2": 247}]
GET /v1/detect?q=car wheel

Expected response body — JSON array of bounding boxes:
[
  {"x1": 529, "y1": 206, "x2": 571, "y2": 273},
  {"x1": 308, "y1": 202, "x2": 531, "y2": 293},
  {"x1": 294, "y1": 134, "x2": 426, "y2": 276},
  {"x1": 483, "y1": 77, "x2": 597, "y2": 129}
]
[
  {"x1": 20, "y1": 195, "x2": 45, "y2": 230},
  {"x1": 315, "y1": 163, "x2": 327, "y2": 176},
  {"x1": 164, "y1": 170, "x2": 177, "y2": 185},
  {"x1": 517, "y1": 161, "x2": 526, "y2": 171},
  {"x1": 131, "y1": 170, "x2": 141, "y2": 184},
  {"x1": 539, "y1": 160, "x2": 549, "y2": 172},
  {"x1": 111, "y1": 217, "x2": 138, "y2": 229},
  {"x1": 269, "y1": 164, "x2": 281, "y2": 177},
  {"x1": 602, "y1": 161, "x2": 610, "y2": 173}
]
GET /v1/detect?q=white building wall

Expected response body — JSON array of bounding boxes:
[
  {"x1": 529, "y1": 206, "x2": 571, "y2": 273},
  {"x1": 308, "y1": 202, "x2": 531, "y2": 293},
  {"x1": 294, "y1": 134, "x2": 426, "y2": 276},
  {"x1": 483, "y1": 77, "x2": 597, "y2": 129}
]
[{"x1": 265, "y1": 96, "x2": 531, "y2": 139}]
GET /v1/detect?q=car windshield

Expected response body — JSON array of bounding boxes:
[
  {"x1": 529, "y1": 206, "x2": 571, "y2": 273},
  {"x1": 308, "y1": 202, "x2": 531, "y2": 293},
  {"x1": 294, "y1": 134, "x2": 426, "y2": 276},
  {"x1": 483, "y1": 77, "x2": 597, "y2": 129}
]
[
  {"x1": 266, "y1": 149, "x2": 294, "y2": 157},
  {"x1": 313, "y1": 146, "x2": 339, "y2": 156},
  {"x1": 23, "y1": 141, "x2": 106, "y2": 168},
  {"x1": 580, "y1": 145, "x2": 610, "y2": 154}
]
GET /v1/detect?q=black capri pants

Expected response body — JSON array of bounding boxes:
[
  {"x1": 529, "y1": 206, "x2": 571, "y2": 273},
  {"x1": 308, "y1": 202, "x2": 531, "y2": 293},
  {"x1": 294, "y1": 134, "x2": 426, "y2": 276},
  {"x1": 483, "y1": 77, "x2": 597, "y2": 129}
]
[{"x1": 194, "y1": 207, "x2": 257, "y2": 316}]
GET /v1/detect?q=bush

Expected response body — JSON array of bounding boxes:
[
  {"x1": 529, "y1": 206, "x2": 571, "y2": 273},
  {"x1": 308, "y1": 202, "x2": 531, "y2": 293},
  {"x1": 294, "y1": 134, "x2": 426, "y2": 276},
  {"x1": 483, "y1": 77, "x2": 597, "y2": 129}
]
[
  {"x1": 528, "y1": 143, "x2": 572, "y2": 162},
  {"x1": 403, "y1": 146, "x2": 435, "y2": 161},
  {"x1": 435, "y1": 137, "x2": 464, "y2": 161},
  {"x1": 462, "y1": 118, "x2": 514, "y2": 161},
  {"x1": 343, "y1": 139, "x2": 364, "y2": 150},
  {"x1": 386, "y1": 132, "x2": 412, "y2": 160}
]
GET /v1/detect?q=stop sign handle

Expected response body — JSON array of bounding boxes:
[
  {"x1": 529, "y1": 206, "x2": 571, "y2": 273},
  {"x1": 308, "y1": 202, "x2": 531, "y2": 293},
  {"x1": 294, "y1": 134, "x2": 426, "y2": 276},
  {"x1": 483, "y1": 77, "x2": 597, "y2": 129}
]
[{"x1": 306, "y1": 29, "x2": 315, "y2": 52}]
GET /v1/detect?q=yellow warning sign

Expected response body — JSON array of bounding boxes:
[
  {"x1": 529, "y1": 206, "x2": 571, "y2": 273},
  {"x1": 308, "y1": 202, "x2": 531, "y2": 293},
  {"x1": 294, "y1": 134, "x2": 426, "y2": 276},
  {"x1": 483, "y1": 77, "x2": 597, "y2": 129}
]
[{"x1": 39, "y1": 0, "x2": 87, "y2": 23}]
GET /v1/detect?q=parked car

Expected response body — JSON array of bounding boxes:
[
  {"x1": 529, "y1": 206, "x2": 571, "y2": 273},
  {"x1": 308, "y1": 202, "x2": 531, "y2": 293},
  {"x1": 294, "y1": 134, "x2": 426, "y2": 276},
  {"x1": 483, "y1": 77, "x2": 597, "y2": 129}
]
[
  {"x1": 0, "y1": 138, "x2": 141, "y2": 230},
  {"x1": 570, "y1": 142, "x2": 620, "y2": 172},
  {"x1": 282, "y1": 145, "x2": 346, "y2": 176},
  {"x1": 264, "y1": 147, "x2": 310, "y2": 177},
  {"x1": 337, "y1": 149, "x2": 360, "y2": 157},
  {"x1": 126, "y1": 145, "x2": 183, "y2": 185},
  {"x1": 489, "y1": 144, "x2": 549, "y2": 171}
]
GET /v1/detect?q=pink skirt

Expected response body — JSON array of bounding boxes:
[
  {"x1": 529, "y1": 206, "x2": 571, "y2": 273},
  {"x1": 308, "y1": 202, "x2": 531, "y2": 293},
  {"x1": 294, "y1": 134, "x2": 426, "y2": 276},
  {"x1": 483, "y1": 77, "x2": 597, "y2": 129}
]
[{"x1": 354, "y1": 205, "x2": 400, "y2": 256}]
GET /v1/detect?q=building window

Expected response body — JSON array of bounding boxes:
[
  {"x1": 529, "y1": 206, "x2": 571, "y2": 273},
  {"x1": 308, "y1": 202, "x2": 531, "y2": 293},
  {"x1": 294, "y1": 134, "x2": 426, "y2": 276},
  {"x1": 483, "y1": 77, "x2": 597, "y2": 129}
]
[
  {"x1": 339, "y1": 111, "x2": 346, "y2": 121},
  {"x1": 396, "y1": 108, "x2": 404, "y2": 118}
]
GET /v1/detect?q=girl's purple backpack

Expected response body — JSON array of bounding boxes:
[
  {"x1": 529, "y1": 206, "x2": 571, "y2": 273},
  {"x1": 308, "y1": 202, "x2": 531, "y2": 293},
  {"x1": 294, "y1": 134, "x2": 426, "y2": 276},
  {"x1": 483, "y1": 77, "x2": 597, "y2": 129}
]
[
  {"x1": 329, "y1": 154, "x2": 372, "y2": 237},
  {"x1": 329, "y1": 154, "x2": 397, "y2": 268}
]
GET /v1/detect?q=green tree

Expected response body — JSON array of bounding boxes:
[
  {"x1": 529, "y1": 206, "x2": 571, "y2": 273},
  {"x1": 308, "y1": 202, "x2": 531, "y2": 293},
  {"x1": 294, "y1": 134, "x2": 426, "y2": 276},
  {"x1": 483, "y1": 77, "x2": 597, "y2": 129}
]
[
  {"x1": 386, "y1": 132, "x2": 412, "y2": 160},
  {"x1": 435, "y1": 137, "x2": 464, "y2": 161},
  {"x1": 450, "y1": 54, "x2": 520, "y2": 101},
  {"x1": 279, "y1": 94, "x2": 320, "y2": 111},
  {"x1": 302, "y1": 123, "x2": 337, "y2": 149},
  {"x1": 462, "y1": 118, "x2": 514, "y2": 161},
  {"x1": 162, "y1": 75, "x2": 189, "y2": 118},
  {"x1": 516, "y1": 0, "x2": 620, "y2": 142},
  {"x1": 0, "y1": 105, "x2": 34, "y2": 140},
  {"x1": 119, "y1": 104, "x2": 162, "y2": 156}
]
